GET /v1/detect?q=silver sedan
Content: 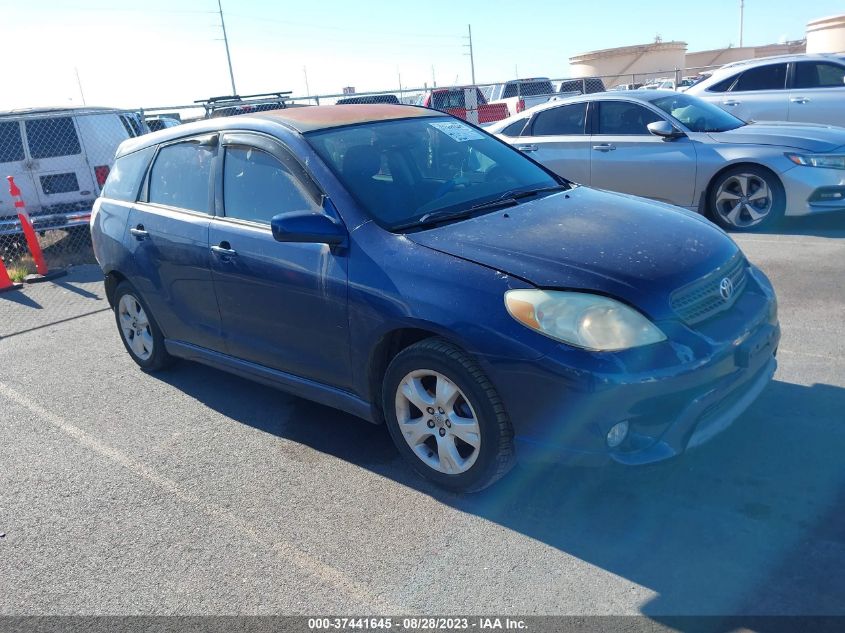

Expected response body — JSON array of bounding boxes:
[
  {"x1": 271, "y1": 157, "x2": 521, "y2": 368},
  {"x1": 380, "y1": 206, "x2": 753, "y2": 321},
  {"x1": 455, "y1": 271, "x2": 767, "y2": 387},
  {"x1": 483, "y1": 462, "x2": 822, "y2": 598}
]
[{"x1": 488, "y1": 91, "x2": 845, "y2": 230}]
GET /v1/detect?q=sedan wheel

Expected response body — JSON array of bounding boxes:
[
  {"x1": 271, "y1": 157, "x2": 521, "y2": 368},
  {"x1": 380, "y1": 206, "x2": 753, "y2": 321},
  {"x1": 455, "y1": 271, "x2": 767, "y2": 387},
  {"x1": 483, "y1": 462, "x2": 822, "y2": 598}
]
[
  {"x1": 709, "y1": 166, "x2": 785, "y2": 231},
  {"x1": 394, "y1": 369, "x2": 481, "y2": 475}
]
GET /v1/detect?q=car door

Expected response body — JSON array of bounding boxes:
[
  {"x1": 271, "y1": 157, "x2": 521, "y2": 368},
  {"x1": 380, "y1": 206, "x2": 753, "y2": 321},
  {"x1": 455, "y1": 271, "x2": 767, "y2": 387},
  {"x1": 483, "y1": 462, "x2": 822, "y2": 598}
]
[
  {"x1": 127, "y1": 134, "x2": 224, "y2": 352},
  {"x1": 514, "y1": 102, "x2": 590, "y2": 184},
  {"x1": 21, "y1": 115, "x2": 98, "y2": 214},
  {"x1": 718, "y1": 63, "x2": 789, "y2": 122},
  {"x1": 789, "y1": 61, "x2": 845, "y2": 127},
  {"x1": 0, "y1": 119, "x2": 39, "y2": 228},
  {"x1": 208, "y1": 132, "x2": 351, "y2": 389},
  {"x1": 588, "y1": 100, "x2": 698, "y2": 207}
]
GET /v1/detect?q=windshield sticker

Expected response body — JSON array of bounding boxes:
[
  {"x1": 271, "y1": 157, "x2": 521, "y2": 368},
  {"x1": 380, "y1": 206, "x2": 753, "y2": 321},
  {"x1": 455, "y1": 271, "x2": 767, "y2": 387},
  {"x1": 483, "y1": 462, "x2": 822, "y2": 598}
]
[{"x1": 429, "y1": 121, "x2": 485, "y2": 142}]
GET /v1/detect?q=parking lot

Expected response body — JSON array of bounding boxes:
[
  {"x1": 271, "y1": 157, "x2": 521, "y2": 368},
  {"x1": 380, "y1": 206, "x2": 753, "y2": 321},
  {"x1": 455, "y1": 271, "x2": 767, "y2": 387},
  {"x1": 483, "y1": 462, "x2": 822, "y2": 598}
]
[{"x1": 0, "y1": 215, "x2": 843, "y2": 616}]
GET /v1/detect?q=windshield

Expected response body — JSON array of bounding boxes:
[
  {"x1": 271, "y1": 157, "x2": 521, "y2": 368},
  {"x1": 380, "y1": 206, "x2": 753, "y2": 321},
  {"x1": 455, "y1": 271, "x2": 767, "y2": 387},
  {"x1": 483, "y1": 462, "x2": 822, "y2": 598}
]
[
  {"x1": 649, "y1": 93, "x2": 746, "y2": 132},
  {"x1": 307, "y1": 116, "x2": 563, "y2": 230}
]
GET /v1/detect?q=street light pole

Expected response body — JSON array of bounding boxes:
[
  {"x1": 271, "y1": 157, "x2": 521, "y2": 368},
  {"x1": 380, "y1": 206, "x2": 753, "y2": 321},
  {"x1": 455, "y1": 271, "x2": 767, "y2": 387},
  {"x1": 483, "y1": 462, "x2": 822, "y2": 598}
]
[
  {"x1": 218, "y1": 0, "x2": 237, "y2": 95},
  {"x1": 739, "y1": 0, "x2": 745, "y2": 47}
]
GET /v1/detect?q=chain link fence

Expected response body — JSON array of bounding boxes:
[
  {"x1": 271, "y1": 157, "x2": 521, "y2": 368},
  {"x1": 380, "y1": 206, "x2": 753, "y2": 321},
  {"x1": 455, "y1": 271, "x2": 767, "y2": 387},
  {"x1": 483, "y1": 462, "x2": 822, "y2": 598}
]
[{"x1": 1, "y1": 64, "x2": 722, "y2": 336}]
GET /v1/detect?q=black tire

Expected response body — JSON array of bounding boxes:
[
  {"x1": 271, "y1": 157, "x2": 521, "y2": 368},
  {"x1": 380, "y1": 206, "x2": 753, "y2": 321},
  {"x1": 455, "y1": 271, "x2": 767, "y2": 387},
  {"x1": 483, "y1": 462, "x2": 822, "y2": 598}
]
[
  {"x1": 382, "y1": 337, "x2": 515, "y2": 492},
  {"x1": 707, "y1": 165, "x2": 785, "y2": 232},
  {"x1": 113, "y1": 281, "x2": 173, "y2": 372}
]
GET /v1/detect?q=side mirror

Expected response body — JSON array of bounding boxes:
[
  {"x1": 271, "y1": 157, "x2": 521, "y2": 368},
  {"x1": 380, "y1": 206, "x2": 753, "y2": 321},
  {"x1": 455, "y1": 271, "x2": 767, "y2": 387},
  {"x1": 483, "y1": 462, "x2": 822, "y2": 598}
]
[
  {"x1": 648, "y1": 120, "x2": 684, "y2": 139},
  {"x1": 270, "y1": 211, "x2": 346, "y2": 245}
]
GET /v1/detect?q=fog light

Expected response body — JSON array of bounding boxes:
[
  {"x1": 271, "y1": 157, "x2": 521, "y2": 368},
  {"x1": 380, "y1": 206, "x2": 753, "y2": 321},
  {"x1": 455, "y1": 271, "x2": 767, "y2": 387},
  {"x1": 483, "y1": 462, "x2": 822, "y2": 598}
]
[{"x1": 606, "y1": 421, "x2": 629, "y2": 448}]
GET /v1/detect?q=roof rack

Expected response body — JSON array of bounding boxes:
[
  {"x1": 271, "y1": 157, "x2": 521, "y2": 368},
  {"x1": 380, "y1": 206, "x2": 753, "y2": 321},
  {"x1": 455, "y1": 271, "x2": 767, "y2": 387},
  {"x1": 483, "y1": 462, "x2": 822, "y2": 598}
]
[{"x1": 195, "y1": 90, "x2": 293, "y2": 105}]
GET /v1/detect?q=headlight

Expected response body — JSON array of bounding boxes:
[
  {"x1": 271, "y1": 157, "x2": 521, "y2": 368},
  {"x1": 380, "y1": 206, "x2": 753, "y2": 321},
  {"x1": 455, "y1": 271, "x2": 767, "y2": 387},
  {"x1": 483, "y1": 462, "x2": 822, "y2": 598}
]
[
  {"x1": 504, "y1": 290, "x2": 666, "y2": 351},
  {"x1": 786, "y1": 153, "x2": 845, "y2": 170}
]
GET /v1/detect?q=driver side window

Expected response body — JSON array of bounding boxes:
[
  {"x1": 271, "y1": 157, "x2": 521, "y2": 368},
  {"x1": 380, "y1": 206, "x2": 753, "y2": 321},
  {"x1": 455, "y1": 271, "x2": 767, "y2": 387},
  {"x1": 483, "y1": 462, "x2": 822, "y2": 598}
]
[
  {"x1": 222, "y1": 146, "x2": 321, "y2": 224},
  {"x1": 596, "y1": 101, "x2": 663, "y2": 135}
]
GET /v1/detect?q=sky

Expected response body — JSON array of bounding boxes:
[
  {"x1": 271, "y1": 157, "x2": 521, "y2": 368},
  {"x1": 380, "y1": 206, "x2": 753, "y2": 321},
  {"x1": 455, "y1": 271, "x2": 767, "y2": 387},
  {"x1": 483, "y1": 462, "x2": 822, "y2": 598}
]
[{"x1": 0, "y1": 0, "x2": 841, "y2": 110}]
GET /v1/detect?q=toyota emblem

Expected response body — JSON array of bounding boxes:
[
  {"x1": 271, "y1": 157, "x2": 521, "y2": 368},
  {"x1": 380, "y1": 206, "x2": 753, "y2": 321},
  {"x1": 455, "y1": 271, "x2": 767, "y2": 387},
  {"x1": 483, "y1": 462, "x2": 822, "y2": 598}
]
[{"x1": 719, "y1": 277, "x2": 734, "y2": 301}]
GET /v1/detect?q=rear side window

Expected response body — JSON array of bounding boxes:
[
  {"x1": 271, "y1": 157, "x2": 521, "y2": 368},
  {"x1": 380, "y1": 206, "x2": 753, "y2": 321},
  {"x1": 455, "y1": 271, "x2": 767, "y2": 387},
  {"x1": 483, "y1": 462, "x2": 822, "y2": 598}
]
[
  {"x1": 25, "y1": 117, "x2": 81, "y2": 158},
  {"x1": 222, "y1": 146, "x2": 319, "y2": 224},
  {"x1": 706, "y1": 74, "x2": 738, "y2": 92},
  {"x1": 794, "y1": 62, "x2": 845, "y2": 89},
  {"x1": 531, "y1": 103, "x2": 587, "y2": 136},
  {"x1": 597, "y1": 101, "x2": 663, "y2": 135},
  {"x1": 148, "y1": 141, "x2": 215, "y2": 212},
  {"x1": 103, "y1": 146, "x2": 155, "y2": 202},
  {"x1": 733, "y1": 64, "x2": 788, "y2": 91},
  {"x1": 0, "y1": 121, "x2": 24, "y2": 163},
  {"x1": 499, "y1": 118, "x2": 529, "y2": 137}
]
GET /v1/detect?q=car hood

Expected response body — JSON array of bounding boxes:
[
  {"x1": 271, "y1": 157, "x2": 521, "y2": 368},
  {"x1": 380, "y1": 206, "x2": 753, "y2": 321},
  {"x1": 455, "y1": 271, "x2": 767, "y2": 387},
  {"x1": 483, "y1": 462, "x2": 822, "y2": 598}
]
[
  {"x1": 707, "y1": 121, "x2": 845, "y2": 152},
  {"x1": 405, "y1": 187, "x2": 740, "y2": 320}
]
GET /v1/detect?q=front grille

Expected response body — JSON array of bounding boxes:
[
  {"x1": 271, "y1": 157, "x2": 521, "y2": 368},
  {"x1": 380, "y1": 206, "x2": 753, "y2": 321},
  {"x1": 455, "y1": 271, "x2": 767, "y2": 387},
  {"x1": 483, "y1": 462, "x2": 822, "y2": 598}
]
[{"x1": 671, "y1": 253, "x2": 747, "y2": 324}]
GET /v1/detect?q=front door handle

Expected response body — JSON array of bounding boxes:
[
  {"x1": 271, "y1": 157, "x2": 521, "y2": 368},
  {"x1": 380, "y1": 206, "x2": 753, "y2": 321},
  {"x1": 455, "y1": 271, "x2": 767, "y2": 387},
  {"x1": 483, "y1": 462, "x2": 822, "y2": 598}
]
[
  {"x1": 592, "y1": 143, "x2": 616, "y2": 152},
  {"x1": 722, "y1": 100, "x2": 740, "y2": 106},
  {"x1": 790, "y1": 97, "x2": 810, "y2": 104},
  {"x1": 129, "y1": 225, "x2": 149, "y2": 240},
  {"x1": 211, "y1": 242, "x2": 238, "y2": 260},
  {"x1": 515, "y1": 144, "x2": 538, "y2": 152}
]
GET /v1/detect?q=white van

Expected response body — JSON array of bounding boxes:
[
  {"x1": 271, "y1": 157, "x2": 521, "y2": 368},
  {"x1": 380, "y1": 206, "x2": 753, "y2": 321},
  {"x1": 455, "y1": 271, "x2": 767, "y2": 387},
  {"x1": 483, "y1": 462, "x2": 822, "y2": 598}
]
[{"x1": 0, "y1": 106, "x2": 147, "y2": 236}]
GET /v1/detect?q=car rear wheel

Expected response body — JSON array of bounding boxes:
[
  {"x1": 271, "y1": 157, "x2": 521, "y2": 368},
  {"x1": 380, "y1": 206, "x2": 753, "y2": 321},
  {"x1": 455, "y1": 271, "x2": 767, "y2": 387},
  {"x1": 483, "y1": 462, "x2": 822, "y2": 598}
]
[
  {"x1": 708, "y1": 165, "x2": 785, "y2": 231},
  {"x1": 113, "y1": 281, "x2": 173, "y2": 371},
  {"x1": 382, "y1": 337, "x2": 514, "y2": 492}
]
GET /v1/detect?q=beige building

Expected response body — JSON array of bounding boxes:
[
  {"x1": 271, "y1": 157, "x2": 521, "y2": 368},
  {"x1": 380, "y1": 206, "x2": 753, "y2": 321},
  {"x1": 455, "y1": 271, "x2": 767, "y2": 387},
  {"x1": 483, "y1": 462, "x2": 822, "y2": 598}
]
[
  {"x1": 569, "y1": 12, "x2": 845, "y2": 87},
  {"x1": 806, "y1": 14, "x2": 845, "y2": 54}
]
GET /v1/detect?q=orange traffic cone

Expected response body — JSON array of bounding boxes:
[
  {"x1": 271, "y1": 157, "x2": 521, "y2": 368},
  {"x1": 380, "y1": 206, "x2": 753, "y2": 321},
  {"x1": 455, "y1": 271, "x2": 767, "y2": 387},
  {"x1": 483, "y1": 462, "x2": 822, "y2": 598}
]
[
  {"x1": 6, "y1": 176, "x2": 66, "y2": 283},
  {"x1": 0, "y1": 256, "x2": 22, "y2": 293}
]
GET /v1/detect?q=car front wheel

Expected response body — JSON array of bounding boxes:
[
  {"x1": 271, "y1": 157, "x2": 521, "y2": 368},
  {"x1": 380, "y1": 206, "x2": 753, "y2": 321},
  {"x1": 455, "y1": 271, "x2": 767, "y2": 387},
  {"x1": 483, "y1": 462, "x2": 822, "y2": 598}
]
[
  {"x1": 382, "y1": 338, "x2": 514, "y2": 492},
  {"x1": 707, "y1": 165, "x2": 785, "y2": 231}
]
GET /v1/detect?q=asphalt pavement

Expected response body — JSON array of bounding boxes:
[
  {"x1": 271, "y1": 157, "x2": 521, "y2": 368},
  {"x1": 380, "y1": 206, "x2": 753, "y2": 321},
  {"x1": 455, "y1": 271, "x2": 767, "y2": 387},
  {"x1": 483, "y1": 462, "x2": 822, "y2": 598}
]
[{"x1": 0, "y1": 214, "x2": 843, "y2": 617}]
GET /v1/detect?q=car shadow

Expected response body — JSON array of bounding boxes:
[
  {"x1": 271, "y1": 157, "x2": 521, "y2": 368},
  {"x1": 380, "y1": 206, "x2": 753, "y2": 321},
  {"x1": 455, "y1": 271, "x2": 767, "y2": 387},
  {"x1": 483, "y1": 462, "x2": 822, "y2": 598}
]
[
  {"x1": 756, "y1": 214, "x2": 845, "y2": 238},
  {"x1": 153, "y1": 364, "x2": 845, "y2": 620}
]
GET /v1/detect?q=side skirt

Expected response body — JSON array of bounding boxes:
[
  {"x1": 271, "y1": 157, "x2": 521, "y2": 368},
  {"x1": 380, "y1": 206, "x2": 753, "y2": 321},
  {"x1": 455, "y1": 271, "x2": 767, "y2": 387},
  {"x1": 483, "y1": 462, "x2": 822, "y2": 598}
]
[{"x1": 164, "y1": 340, "x2": 378, "y2": 424}]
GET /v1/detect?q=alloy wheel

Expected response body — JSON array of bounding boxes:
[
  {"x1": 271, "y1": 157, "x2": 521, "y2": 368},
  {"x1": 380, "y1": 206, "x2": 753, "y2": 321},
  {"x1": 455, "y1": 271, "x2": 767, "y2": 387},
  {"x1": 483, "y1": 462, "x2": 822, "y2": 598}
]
[
  {"x1": 394, "y1": 369, "x2": 481, "y2": 475},
  {"x1": 714, "y1": 173, "x2": 773, "y2": 228}
]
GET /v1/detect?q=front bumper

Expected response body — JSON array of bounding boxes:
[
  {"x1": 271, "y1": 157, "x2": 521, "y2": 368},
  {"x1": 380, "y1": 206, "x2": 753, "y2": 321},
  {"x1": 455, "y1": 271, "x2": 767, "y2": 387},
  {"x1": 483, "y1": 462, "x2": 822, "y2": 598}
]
[
  {"x1": 782, "y1": 164, "x2": 845, "y2": 216},
  {"x1": 0, "y1": 209, "x2": 92, "y2": 237},
  {"x1": 490, "y1": 315, "x2": 780, "y2": 467}
]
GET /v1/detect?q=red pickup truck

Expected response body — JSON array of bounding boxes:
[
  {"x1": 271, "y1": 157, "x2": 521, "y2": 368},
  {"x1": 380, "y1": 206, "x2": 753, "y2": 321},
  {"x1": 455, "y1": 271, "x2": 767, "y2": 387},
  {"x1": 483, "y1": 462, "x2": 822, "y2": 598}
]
[{"x1": 419, "y1": 87, "x2": 509, "y2": 125}]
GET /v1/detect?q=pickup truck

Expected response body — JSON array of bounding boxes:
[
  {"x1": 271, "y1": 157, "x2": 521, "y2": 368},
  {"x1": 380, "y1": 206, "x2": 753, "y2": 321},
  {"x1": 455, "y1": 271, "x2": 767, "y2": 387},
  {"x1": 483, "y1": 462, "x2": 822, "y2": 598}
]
[
  {"x1": 419, "y1": 87, "x2": 509, "y2": 125},
  {"x1": 486, "y1": 78, "x2": 555, "y2": 116}
]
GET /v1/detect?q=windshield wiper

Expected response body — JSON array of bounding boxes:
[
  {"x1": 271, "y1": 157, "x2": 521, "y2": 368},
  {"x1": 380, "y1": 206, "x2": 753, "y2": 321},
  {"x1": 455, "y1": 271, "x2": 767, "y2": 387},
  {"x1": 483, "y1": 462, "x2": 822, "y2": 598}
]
[{"x1": 393, "y1": 184, "x2": 568, "y2": 231}]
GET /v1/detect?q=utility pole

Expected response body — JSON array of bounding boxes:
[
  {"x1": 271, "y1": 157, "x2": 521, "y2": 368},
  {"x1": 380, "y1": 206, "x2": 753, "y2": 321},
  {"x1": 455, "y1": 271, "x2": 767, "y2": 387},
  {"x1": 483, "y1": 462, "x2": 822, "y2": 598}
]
[
  {"x1": 398, "y1": 69, "x2": 403, "y2": 100},
  {"x1": 217, "y1": 0, "x2": 237, "y2": 95},
  {"x1": 464, "y1": 24, "x2": 476, "y2": 85},
  {"x1": 431, "y1": 65, "x2": 436, "y2": 88},
  {"x1": 739, "y1": 0, "x2": 745, "y2": 47},
  {"x1": 303, "y1": 66, "x2": 311, "y2": 96}
]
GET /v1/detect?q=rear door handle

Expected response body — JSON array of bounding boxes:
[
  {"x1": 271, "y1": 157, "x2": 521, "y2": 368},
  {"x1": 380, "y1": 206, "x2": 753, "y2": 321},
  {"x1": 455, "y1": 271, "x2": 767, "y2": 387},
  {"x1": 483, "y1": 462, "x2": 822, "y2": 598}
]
[
  {"x1": 790, "y1": 97, "x2": 810, "y2": 104},
  {"x1": 515, "y1": 144, "x2": 538, "y2": 152},
  {"x1": 592, "y1": 143, "x2": 616, "y2": 152},
  {"x1": 722, "y1": 100, "x2": 740, "y2": 106},
  {"x1": 129, "y1": 225, "x2": 149, "y2": 240},
  {"x1": 211, "y1": 242, "x2": 238, "y2": 260}
]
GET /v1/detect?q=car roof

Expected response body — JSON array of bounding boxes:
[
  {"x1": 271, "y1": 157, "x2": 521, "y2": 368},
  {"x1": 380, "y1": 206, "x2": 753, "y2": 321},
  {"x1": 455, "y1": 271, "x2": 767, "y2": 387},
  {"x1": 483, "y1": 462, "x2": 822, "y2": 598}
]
[
  {"x1": 0, "y1": 106, "x2": 137, "y2": 118},
  {"x1": 719, "y1": 52, "x2": 843, "y2": 70},
  {"x1": 116, "y1": 104, "x2": 442, "y2": 157}
]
